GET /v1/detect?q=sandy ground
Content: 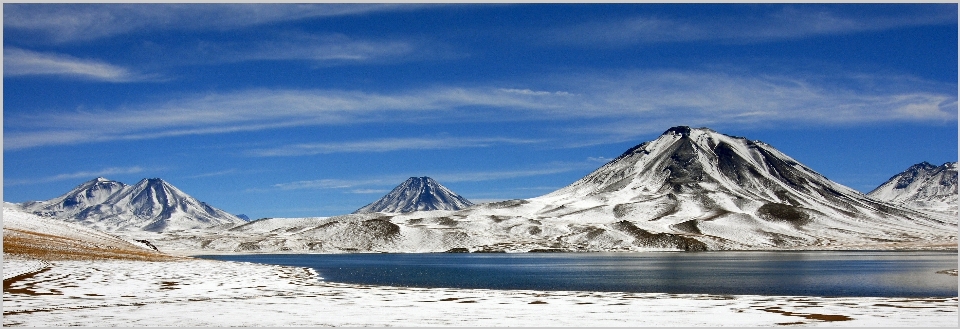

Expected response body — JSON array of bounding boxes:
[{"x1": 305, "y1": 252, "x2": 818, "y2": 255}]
[{"x1": 3, "y1": 257, "x2": 957, "y2": 327}]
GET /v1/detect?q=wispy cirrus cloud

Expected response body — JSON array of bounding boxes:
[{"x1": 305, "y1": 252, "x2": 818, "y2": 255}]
[
  {"x1": 548, "y1": 5, "x2": 956, "y2": 46},
  {"x1": 263, "y1": 159, "x2": 600, "y2": 192},
  {"x1": 3, "y1": 3, "x2": 424, "y2": 43},
  {"x1": 175, "y1": 32, "x2": 432, "y2": 66},
  {"x1": 2, "y1": 87, "x2": 569, "y2": 150},
  {"x1": 5, "y1": 69, "x2": 955, "y2": 151},
  {"x1": 430, "y1": 165, "x2": 591, "y2": 184},
  {"x1": 5, "y1": 166, "x2": 146, "y2": 186},
  {"x1": 249, "y1": 137, "x2": 541, "y2": 157},
  {"x1": 3, "y1": 48, "x2": 155, "y2": 82},
  {"x1": 350, "y1": 189, "x2": 390, "y2": 194},
  {"x1": 268, "y1": 178, "x2": 394, "y2": 191}
]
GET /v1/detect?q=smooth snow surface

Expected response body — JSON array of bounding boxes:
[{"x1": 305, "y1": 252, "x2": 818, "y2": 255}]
[
  {"x1": 869, "y1": 162, "x2": 958, "y2": 216},
  {"x1": 3, "y1": 258, "x2": 957, "y2": 327}
]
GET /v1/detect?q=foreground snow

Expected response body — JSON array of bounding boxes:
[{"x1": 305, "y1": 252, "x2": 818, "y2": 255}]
[{"x1": 3, "y1": 258, "x2": 957, "y2": 327}]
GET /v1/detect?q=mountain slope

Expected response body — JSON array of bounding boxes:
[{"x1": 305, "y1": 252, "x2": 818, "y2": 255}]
[
  {"x1": 152, "y1": 126, "x2": 956, "y2": 253},
  {"x1": 868, "y1": 162, "x2": 958, "y2": 215},
  {"x1": 21, "y1": 177, "x2": 129, "y2": 219},
  {"x1": 3, "y1": 204, "x2": 175, "y2": 260},
  {"x1": 21, "y1": 177, "x2": 245, "y2": 232},
  {"x1": 528, "y1": 126, "x2": 952, "y2": 249},
  {"x1": 354, "y1": 177, "x2": 474, "y2": 213}
]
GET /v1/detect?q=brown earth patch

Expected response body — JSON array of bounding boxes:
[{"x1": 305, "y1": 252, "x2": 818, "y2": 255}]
[
  {"x1": 2, "y1": 267, "x2": 57, "y2": 296},
  {"x1": 4, "y1": 228, "x2": 177, "y2": 261},
  {"x1": 761, "y1": 307, "x2": 852, "y2": 322},
  {"x1": 872, "y1": 303, "x2": 938, "y2": 309}
]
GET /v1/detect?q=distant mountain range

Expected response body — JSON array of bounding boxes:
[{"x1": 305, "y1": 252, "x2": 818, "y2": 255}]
[
  {"x1": 19, "y1": 177, "x2": 245, "y2": 232},
  {"x1": 869, "y1": 161, "x2": 958, "y2": 216},
  {"x1": 148, "y1": 126, "x2": 955, "y2": 253},
  {"x1": 354, "y1": 177, "x2": 473, "y2": 214},
  {"x1": 9, "y1": 126, "x2": 956, "y2": 253}
]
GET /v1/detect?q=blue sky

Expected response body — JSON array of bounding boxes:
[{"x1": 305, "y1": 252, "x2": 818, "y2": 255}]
[{"x1": 3, "y1": 4, "x2": 957, "y2": 219}]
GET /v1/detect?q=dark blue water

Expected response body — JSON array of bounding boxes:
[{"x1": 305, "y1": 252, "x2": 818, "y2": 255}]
[{"x1": 198, "y1": 251, "x2": 958, "y2": 297}]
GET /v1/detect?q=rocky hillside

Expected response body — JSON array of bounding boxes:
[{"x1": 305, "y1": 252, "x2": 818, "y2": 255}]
[
  {"x1": 354, "y1": 177, "x2": 473, "y2": 213},
  {"x1": 20, "y1": 177, "x2": 245, "y2": 232},
  {"x1": 869, "y1": 162, "x2": 957, "y2": 215}
]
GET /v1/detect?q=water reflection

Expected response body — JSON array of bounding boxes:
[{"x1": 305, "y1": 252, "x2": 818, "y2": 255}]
[{"x1": 199, "y1": 251, "x2": 958, "y2": 297}]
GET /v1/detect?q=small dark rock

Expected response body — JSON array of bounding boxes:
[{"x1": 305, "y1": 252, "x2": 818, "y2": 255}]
[
  {"x1": 134, "y1": 239, "x2": 159, "y2": 251},
  {"x1": 528, "y1": 248, "x2": 566, "y2": 253}
]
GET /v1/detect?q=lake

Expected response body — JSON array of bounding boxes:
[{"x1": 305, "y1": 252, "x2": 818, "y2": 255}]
[{"x1": 198, "y1": 251, "x2": 958, "y2": 297}]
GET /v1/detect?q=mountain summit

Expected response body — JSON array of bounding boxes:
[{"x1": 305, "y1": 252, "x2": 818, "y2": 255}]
[
  {"x1": 528, "y1": 126, "x2": 952, "y2": 249},
  {"x1": 354, "y1": 177, "x2": 473, "y2": 213},
  {"x1": 541, "y1": 126, "x2": 863, "y2": 207},
  {"x1": 868, "y1": 161, "x2": 958, "y2": 215},
  {"x1": 21, "y1": 177, "x2": 245, "y2": 232}
]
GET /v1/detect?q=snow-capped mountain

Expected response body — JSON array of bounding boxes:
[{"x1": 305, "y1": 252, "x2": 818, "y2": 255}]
[
  {"x1": 21, "y1": 177, "x2": 129, "y2": 219},
  {"x1": 354, "y1": 177, "x2": 474, "y2": 213},
  {"x1": 21, "y1": 177, "x2": 245, "y2": 232},
  {"x1": 522, "y1": 126, "x2": 953, "y2": 249},
  {"x1": 149, "y1": 127, "x2": 955, "y2": 254},
  {"x1": 868, "y1": 162, "x2": 958, "y2": 215}
]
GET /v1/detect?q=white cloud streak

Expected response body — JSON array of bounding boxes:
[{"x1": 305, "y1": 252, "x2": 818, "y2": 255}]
[
  {"x1": 3, "y1": 87, "x2": 567, "y2": 150},
  {"x1": 5, "y1": 166, "x2": 145, "y2": 186},
  {"x1": 350, "y1": 189, "x2": 390, "y2": 194},
  {"x1": 429, "y1": 167, "x2": 582, "y2": 183},
  {"x1": 3, "y1": 48, "x2": 152, "y2": 82},
  {"x1": 249, "y1": 137, "x2": 541, "y2": 157},
  {"x1": 265, "y1": 160, "x2": 599, "y2": 192},
  {"x1": 180, "y1": 33, "x2": 424, "y2": 66},
  {"x1": 548, "y1": 5, "x2": 956, "y2": 46},
  {"x1": 270, "y1": 178, "x2": 394, "y2": 191},
  {"x1": 5, "y1": 70, "x2": 955, "y2": 151},
  {"x1": 3, "y1": 3, "x2": 421, "y2": 43}
]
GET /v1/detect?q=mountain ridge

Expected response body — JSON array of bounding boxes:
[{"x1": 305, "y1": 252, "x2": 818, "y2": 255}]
[
  {"x1": 20, "y1": 177, "x2": 245, "y2": 232},
  {"x1": 868, "y1": 161, "x2": 958, "y2": 215},
  {"x1": 143, "y1": 126, "x2": 956, "y2": 254},
  {"x1": 354, "y1": 176, "x2": 474, "y2": 214}
]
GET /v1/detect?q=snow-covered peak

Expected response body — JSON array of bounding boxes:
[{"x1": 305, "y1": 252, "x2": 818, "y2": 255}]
[
  {"x1": 868, "y1": 161, "x2": 958, "y2": 215},
  {"x1": 541, "y1": 126, "x2": 849, "y2": 203},
  {"x1": 532, "y1": 125, "x2": 917, "y2": 233},
  {"x1": 354, "y1": 177, "x2": 474, "y2": 213},
  {"x1": 20, "y1": 177, "x2": 245, "y2": 232},
  {"x1": 22, "y1": 177, "x2": 130, "y2": 218}
]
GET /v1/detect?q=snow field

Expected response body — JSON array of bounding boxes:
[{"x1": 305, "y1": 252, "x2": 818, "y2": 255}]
[
  {"x1": 3, "y1": 257, "x2": 957, "y2": 327},
  {"x1": 2, "y1": 258, "x2": 49, "y2": 281}
]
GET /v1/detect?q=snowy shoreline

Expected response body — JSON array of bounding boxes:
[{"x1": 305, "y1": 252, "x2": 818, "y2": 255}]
[
  {"x1": 4, "y1": 205, "x2": 957, "y2": 326},
  {"x1": 170, "y1": 246, "x2": 959, "y2": 258},
  {"x1": 4, "y1": 257, "x2": 958, "y2": 327}
]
